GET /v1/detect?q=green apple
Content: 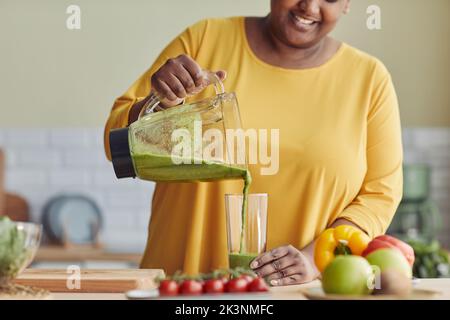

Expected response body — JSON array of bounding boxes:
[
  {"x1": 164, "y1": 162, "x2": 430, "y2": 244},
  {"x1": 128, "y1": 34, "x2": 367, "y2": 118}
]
[
  {"x1": 322, "y1": 255, "x2": 373, "y2": 295},
  {"x1": 366, "y1": 248, "x2": 412, "y2": 279}
]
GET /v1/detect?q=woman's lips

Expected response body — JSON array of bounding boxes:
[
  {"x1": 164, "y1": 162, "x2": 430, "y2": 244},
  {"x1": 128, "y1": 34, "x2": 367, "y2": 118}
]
[{"x1": 289, "y1": 11, "x2": 320, "y2": 32}]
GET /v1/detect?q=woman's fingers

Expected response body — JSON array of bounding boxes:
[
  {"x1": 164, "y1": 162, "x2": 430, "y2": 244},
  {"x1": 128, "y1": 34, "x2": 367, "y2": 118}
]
[
  {"x1": 178, "y1": 55, "x2": 204, "y2": 87},
  {"x1": 173, "y1": 64, "x2": 197, "y2": 94},
  {"x1": 215, "y1": 70, "x2": 227, "y2": 81},
  {"x1": 250, "y1": 246, "x2": 291, "y2": 270},
  {"x1": 265, "y1": 265, "x2": 303, "y2": 283},
  {"x1": 150, "y1": 54, "x2": 227, "y2": 104},
  {"x1": 166, "y1": 73, "x2": 187, "y2": 99},
  {"x1": 253, "y1": 255, "x2": 295, "y2": 278},
  {"x1": 251, "y1": 245, "x2": 319, "y2": 287},
  {"x1": 270, "y1": 254, "x2": 319, "y2": 286},
  {"x1": 152, "y1": 79, "x2": 179, "y2": 102},
  {"x1": 270, "y1": 274, "x2": 308, "y2": 286}
]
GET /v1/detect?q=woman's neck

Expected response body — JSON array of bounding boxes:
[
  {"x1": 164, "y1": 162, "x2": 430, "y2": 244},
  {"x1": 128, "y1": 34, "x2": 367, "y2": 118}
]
[{"x1": 245, "y1": 16, "x2": 340, "y2": 70}]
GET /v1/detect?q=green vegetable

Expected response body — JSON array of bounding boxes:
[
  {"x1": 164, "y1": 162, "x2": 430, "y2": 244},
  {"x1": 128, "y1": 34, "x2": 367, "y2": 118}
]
[
  {"x1": 407, "y1": 239, "x2": 450, "y2": 278},
  {"x1": 0, "y1": 217, "x2": 28, "y2": 282}
]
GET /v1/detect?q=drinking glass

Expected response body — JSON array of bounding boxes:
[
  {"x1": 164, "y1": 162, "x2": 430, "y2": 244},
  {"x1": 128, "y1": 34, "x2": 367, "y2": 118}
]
[{"x1": 225, "y1": 193, "x2": 268, "y2": 268}]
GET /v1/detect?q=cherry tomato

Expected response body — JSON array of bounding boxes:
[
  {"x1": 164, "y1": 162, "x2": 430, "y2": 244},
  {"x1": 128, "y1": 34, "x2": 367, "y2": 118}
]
[
  {"x1": 247, "y1": 278, "x2": 269, "y2": 292},
  {"x1": 203, "y1": 279, "x2": 225, "y2": 294},
  {"x1": 240, "y1": 274, "x2": 254, "y2": 283},
  {"x1": 179, "y1": 280, "x2": 203, "y2": 295},
  {"x1": 158, "y1": 280, "x2": 179, "y2": 296},
  {"x1": 219, "y1": 276, "x2": 229, "y2": 284},
  {"x1": 225, "y1": 277, "x2": 249, "y2": 293}
]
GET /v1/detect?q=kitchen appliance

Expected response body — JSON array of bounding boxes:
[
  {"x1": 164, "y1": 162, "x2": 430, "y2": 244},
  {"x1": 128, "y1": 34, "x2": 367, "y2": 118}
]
[{"x1": 109, "y1": 71, "x2": 248, "y2": 182}]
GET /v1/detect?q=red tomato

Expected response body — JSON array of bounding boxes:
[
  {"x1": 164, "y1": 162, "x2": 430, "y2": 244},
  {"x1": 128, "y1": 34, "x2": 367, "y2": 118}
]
[
  {"x1": 158, "y1": 280, "x2": 179, "y2": 296},
  {"x1": 362, "y1": 235, "x2": 415, "y2": 266},
  {"x1": 179, "y1": 280, "x2": 203, "y2": 295},
  {"x1": 247, "y1": 278, "x2": 269, "y2": 292},
  {"x1": 225, "y1": 277, "x2": 249, "y2": 293},
  {"x1": 240, "y1": 275, "x2": 254, "y2": 283},
  {"x1": 219, "y1": 276, "x2": 229, "y2": 284},
  {"x1": 203, "y1": 279, "x2": 225, "y2": 294}
]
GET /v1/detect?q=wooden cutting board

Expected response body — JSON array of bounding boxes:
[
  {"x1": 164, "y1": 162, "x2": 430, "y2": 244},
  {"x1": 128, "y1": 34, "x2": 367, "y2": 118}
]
[{"x1": 13, "y1": 269, "x2": 164, "y2": 293}]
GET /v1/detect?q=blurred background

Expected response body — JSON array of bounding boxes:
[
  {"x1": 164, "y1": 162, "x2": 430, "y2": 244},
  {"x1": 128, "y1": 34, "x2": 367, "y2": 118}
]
[{"x1": 0, "y1": 0, "x2": 449, "y2": 275}]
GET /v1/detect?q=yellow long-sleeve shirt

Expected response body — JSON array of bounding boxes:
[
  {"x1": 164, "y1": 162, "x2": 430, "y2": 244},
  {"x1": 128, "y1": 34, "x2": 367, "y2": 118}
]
[{"x1": 104, "y1": 17, "x2": 403, "y2": 275}]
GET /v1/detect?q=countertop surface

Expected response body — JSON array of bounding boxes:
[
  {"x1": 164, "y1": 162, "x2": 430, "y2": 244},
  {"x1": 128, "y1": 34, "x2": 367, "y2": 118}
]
[{"x1": 49, "y1": 278, "x2": 450, "y2": 300}]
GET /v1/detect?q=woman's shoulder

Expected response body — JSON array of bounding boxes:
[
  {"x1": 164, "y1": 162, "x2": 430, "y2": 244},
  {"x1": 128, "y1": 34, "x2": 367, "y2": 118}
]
[
  {"x1": 185, "y1": 16, "x2": 243, "y2": 37},
  {"x1": 340, "y1": 43, "x2": 391, "y2": 79},
  {"x1": 181, "y1": 17, "x2": 244, "y2": 57}
]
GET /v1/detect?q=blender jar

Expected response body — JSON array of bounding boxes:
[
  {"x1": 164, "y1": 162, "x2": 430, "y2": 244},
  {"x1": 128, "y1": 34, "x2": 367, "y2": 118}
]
[{"x1": 109, "y1": 72, "x2": 247, "y2": 182}]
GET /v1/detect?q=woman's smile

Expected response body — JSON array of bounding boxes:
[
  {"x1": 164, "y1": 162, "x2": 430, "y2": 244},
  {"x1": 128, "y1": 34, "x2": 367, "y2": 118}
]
[{"x1": 289, "y1": 10, "x2": 320, "y2": 32}]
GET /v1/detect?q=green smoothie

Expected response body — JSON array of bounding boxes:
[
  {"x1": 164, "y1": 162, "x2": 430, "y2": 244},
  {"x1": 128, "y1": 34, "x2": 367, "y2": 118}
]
[
  {"x1": 229, "y1": 253, "x2": 257, "y2": 269},
  {"x1": 239, "y1": 170, "x2": 251, "y2": 251},
  {"x1": 229, "y1": 170, "x2": 253, "y2": 269},
  {"x1": 132, "y1": 152, "x2": 247, "y2": 182}
]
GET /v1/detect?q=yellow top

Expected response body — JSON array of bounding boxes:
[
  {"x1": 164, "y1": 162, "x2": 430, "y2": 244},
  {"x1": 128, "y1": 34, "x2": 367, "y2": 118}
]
[{"x1": 104, "y1": 17, "x2": 403, "y2": 275}]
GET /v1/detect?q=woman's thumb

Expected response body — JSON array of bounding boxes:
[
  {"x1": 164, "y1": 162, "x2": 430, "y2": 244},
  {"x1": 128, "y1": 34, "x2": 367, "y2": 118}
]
[{"x1": 215, "y1": 70, "x2": 227, "y2": 81}]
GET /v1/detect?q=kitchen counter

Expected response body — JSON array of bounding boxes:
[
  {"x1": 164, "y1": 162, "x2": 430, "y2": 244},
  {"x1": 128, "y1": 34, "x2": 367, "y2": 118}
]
[{"x1": 49, "y1": 278, "x2": 450, "y2": 300}]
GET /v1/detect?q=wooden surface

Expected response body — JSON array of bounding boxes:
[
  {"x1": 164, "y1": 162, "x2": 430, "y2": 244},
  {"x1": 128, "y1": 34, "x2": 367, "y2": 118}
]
[
  {"x1": 47, "y1": 278, "x2": 450, "y2": 300},
  {"x1": 34, "y1": 245, "x2": 142, "y2": 264},
  {"x1": 4, "y1": 193, "x2": 30, "y2": 222},
  {"x1": 13, "y1": 269, "x2": 164, "y2": 293}
]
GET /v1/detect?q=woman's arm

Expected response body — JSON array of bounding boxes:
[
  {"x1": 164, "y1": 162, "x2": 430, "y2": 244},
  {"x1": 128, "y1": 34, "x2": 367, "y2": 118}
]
[{"x1": 334, "y1": 69, "x2": 403, "y2": 238}]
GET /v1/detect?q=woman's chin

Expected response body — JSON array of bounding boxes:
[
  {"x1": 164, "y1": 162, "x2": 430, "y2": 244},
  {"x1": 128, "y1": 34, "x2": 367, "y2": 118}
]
[{"x1": 283, "y1": 35, "x2": 320, "y2": 49}]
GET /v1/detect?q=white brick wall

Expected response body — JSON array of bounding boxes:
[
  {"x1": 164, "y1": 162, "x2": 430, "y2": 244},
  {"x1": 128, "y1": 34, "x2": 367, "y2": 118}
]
[{"x1": 0, "y1": 127, "x2": 449, "y2": 251}]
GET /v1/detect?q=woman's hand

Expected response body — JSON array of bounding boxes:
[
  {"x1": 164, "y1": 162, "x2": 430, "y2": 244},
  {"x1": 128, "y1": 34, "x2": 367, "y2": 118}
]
[
  {"x1": 250, "y1": 245, "x2": 320, "y2": 286},
  {"x1": 151, "y1": 54, "x2": 226, "y2": 108}
]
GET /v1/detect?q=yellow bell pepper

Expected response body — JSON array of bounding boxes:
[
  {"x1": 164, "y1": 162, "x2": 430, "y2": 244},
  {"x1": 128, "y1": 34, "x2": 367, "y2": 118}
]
[{"x1": 314, "y1": 225, "x2": 371, "y2": 273}]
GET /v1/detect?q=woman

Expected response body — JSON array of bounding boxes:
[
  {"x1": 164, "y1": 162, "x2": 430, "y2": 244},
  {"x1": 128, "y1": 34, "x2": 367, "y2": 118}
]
[{"x1": 104, "y1": 0, "x2": 403, "y2": 285}]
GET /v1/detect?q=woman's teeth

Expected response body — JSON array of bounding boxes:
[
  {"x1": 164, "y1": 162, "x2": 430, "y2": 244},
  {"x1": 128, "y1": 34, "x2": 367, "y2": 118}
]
[{"x1": 294, "y1": 15, "x2": 315, "y2": 25}]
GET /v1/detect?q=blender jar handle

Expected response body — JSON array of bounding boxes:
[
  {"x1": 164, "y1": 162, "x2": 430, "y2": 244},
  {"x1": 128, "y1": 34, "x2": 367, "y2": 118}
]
[{"x1": 138, "y1": 71, "x2": 225, "y2": 119}]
